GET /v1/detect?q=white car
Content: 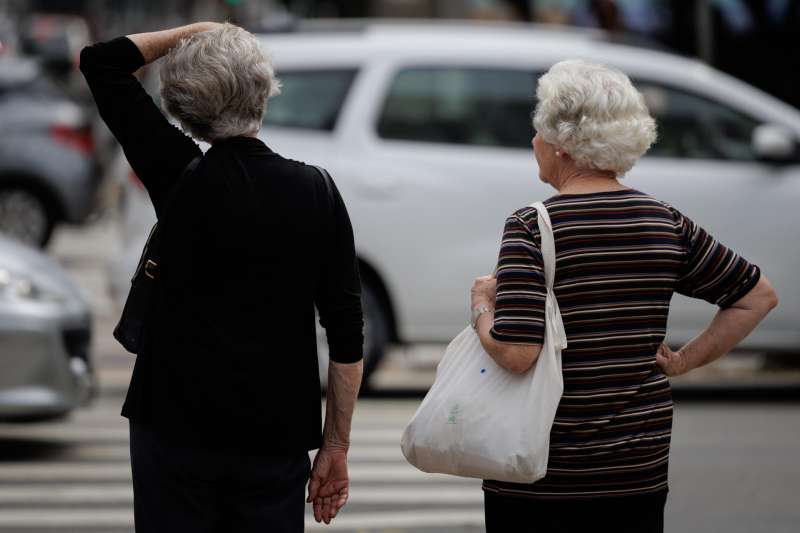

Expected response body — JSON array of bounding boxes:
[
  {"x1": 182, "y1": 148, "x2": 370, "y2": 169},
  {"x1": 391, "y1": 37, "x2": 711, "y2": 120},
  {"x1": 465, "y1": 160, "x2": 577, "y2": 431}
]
[{"x1": 110, "y1": 21, "x2": 800, "y2": 382}]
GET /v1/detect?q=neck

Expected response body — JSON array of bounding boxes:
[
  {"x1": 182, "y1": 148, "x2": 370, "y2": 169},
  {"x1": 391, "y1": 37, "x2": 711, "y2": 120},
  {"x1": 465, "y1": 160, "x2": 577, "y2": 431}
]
[
  {"x1": 211, "y1": 131, "x2": 260, "y2": 145},
  {"x1": 555, "y1": 168, "x2": 624, "y2": 195}
]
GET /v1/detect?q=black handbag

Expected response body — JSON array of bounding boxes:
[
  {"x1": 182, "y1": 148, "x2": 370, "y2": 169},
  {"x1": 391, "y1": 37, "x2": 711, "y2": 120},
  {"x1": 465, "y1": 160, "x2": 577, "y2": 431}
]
[{"x1": 113, "y1": 156, "x2": 202, "y2": 354}]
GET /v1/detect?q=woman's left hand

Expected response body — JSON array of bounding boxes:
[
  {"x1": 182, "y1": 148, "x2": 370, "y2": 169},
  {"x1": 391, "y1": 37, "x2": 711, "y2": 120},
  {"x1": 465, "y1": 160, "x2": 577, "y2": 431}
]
[
  {"x1": 655, "y1": 342, "x2": 689, "y2": 376},
  {"x1": 471, "y1": 275, "x2": 497, "y2": 308}
]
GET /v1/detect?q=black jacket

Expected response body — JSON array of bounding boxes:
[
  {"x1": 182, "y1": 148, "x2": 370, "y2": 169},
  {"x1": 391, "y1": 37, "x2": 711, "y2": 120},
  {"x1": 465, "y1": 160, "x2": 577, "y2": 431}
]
[{"x1": 80, "y1": 37, "x2": 363, "y2": 453}]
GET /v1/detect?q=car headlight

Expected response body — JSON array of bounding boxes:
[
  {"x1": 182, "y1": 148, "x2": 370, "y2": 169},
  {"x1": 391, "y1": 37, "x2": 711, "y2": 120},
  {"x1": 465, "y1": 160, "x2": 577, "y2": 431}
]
[{"x1": 0, "y1": 268, "x2": 66, "y2": 303}]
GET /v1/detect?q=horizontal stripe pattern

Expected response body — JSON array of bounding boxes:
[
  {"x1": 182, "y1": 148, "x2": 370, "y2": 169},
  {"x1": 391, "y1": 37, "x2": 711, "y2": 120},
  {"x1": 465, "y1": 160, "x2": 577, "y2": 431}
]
[{"x1": 485, "y1": 189, "x2": 759, "y2": 499}]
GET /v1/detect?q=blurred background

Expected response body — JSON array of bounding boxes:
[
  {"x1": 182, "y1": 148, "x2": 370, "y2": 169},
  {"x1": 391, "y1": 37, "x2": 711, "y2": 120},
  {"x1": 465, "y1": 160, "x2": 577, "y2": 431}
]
[{"x1": 1, "y1": 1, "x2": 799, "y2": 532}]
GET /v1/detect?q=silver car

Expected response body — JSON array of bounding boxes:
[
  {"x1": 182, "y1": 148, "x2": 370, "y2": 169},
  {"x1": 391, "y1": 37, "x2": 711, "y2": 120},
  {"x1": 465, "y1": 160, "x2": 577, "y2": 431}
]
[
  {"x1": 0, "y1": 235, "x2": 94, "y2": 421},
  {"x1": 0, "y1": 56, "x2": 99, "y2": 246}
]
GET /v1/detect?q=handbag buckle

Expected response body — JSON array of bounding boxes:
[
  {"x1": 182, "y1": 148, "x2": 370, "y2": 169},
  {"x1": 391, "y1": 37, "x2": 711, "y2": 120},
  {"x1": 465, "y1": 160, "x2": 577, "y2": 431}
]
[{"x1": 144, "y1": 260, "x2": 158, "y2": 279}]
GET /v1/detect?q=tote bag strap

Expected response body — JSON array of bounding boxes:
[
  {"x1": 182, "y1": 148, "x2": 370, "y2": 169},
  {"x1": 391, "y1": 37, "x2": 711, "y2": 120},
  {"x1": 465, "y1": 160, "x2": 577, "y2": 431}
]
[
  {"x1": 529, "y1": 201, "x2": 567, "y2": 350},
  {"x1": 529, "y1": 201, "x2": 556, "y2": 291}
]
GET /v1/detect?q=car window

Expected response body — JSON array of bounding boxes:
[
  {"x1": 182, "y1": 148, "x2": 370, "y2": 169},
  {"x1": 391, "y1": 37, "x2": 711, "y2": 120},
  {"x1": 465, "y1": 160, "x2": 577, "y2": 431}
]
[
  {"x1": 637, "y1": 82, "x2": 761, "y2": 161},
  {"x1": 377, "y1": 67, "x2": 537, "y2": 149},
  {"x1": 264, "y1": 69, "x2": 357, "y2": 131}
]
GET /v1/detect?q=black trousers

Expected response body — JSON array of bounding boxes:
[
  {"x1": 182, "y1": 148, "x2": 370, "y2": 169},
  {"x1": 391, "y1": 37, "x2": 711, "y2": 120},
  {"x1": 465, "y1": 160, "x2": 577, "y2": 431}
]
[
  {"x1": 484, "y1": 489, "x2": 667, "y2": 533},
  {"x1": 129, "y1": 421, "x2": 310, "y2": 533}
]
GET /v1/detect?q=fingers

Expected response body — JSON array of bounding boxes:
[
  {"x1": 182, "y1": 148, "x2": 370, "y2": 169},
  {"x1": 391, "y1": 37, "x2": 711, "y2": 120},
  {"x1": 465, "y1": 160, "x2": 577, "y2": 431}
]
[
  {"x1": 333, "y1": 487, "x2": 348, "y2": 517},
  {"x1": 320, "y1": 495, "x2": 330, "y2": 524},
  {"x1": 315, "y1": 487, "x2": 348, "y2": 524},
  {"x1": 472, "y1": 275, "x2": 496, "y2": 289},
  {"x1": 313, "y1": 495, "x2": 322, "y2": 523},
  {"x1": 307, "y1": 476, "x2": 320, "y2": 503},
  {"x1": 655, "y1": 353, "x2": 669, "y2": 373}
]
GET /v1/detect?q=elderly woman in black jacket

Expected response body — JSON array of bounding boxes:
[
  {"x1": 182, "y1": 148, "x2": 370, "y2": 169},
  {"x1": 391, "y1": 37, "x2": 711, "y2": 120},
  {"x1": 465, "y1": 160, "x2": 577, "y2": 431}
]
[{"x1": 81, "y1": 22, "x2": 363, "y2": 532}]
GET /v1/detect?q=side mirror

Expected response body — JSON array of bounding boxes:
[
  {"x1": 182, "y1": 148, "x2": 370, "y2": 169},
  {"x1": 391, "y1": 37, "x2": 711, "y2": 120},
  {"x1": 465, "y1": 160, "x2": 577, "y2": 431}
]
[{"x1": 752, "y1": 124, "x2": 797, "y2": 162}]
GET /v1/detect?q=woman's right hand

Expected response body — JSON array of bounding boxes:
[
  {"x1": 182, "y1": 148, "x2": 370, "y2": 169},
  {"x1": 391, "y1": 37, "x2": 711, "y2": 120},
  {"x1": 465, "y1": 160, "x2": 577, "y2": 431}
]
[{"x1": 656, "y1": 343, "x2": 689, "y2": 377}]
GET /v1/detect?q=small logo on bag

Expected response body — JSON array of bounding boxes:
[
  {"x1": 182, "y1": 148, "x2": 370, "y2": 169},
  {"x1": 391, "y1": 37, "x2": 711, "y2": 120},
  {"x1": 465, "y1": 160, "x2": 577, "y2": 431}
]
[{"x1": 447, "y1": 404, "x2": 461, "y2": 424}]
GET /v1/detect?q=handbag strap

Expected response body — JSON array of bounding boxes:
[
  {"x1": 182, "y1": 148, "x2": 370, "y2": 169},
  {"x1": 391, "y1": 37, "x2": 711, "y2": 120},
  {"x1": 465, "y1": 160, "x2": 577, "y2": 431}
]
[
  {"x1": 151, "y1": 155, "x2": 202, "y2": 263},
  {"x1": 529, "y1": 201, "x2": 556, "y2": 290},
  {"x1": 530, "y1": 201, "x2": 567, "y2": 350},
  {"x1": 163, "y1": 155, "x2": 202, "y2": 218}
]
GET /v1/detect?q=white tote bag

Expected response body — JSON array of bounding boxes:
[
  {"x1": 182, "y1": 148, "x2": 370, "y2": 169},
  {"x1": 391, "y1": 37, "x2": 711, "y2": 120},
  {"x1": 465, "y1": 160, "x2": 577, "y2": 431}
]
[{"x1": 400, "y1": 201, "x2": 567, "y2": 483}]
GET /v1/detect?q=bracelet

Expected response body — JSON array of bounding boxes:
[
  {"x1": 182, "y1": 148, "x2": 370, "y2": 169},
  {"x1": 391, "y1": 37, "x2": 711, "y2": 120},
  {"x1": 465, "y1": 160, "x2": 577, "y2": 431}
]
[{"x1": 471, "y1": 304, "x2": 494, "y2": 330}]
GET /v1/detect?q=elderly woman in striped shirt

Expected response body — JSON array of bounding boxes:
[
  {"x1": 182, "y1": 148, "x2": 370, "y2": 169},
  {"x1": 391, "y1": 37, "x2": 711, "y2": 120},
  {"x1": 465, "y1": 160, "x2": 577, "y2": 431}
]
[{"x1": 470, "y1": 60, "x2": 778, "y2": 533}]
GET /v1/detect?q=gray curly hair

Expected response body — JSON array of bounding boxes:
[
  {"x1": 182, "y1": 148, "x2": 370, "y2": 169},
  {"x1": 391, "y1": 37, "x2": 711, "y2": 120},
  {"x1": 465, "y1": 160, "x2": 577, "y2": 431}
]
[
  {"x1": 533, "y1": 60, "x2": 656, "y2": 176},
  {"x1": 160, "y1": 23, "x2": 280, "y2": 143}
]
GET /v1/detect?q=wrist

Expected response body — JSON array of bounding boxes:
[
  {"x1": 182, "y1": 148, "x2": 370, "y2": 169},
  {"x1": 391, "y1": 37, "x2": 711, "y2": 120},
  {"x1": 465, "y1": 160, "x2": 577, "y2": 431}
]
[
  {"x1": 321, "y1": 440, "x2": 349, "y2": 453},
  {"x1": 677, "y1": 348, "x2": 692, "y2": 374},
  {"x1": 471, "y1": 303, "x2": 494, "y2": 330}
]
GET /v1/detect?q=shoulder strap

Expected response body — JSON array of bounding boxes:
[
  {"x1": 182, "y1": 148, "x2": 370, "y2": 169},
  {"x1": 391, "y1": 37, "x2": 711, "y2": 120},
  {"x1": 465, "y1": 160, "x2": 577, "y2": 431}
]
[
  {"x1": 163, "y1": 156, "x2": 202, "y2": 216},
  {"x1": 530, "y1": 201, "x2": 556, "y2": 290},
  {"x1": 150, "y1": 155, "x2": 202, "y2": 263},
  {"x1": 530, "y1": 200, "x2": 568, "y2": 350}
]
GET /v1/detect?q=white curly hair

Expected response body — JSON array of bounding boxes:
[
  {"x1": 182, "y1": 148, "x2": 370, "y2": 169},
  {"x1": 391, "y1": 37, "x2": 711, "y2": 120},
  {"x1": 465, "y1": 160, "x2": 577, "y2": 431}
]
[
  {"x1": 160, "y1": 23, "x2": 281, "y2": 143},
  {"x1": 533, "y1": 59, "x2": 656, "y2": 176}
]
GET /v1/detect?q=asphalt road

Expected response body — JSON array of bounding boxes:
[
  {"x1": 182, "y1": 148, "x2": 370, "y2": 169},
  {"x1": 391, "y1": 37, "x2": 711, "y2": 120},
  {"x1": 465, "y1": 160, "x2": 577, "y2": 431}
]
[
  {"x1": 0, "y1": 396, "x2": 799, "y2": 532},
  {"x1": 0, "y1": 214, "x2": 796, "y2": 532}
]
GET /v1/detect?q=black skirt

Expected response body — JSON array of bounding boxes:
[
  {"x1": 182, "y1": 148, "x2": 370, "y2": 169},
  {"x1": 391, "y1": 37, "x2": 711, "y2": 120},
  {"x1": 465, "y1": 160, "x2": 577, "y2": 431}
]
[{"x1": 484, "y1": 489, "x2": 668, "y2": 533}]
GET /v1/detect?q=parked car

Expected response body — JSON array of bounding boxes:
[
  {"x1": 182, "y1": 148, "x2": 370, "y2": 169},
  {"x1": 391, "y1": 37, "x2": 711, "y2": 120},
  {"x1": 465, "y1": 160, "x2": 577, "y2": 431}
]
[
  {"x1": 0, "y1": 55, "x2": 99, "y2": 247},
  {"x1": 110, "y1": 20, "x2": 800, "y2": 383},
  {"x1": 0, "y1": 235, "x2": 94, "y2": 421}
]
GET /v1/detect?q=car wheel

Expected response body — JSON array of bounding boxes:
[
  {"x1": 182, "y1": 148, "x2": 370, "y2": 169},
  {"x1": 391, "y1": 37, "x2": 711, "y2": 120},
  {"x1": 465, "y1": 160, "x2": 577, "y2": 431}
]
[
  {"x1": 360, "y1": 282, "x2": 391, "y2": 383},
  {"x1": 0, "y1": 187, "x2": 55, "y2": 247},
  {"x1": 316, "y1": 281, "x2": 391, "y2": 388}
]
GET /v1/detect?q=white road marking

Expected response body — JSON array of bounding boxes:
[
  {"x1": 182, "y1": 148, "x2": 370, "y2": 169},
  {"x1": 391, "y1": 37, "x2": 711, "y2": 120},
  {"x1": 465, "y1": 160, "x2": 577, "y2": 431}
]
[
  {"x1": 0, "y1": 462, "x2": 475, "y2": 483},
  {"x1": 305, "y1": 510, "x2": 485, "y2": 530},
  {"x1": 0, "y1": 426, "x2": 403, "y2": 443},
  {"x1": 0, "y1": 484, "x2": 482, "y2": 505},
  {"x1": 0, "y1": 509, "x2": 485, "y2": 529},
  {"x1": 39, "y1": 443, "x2": 407, "y2": 462}
]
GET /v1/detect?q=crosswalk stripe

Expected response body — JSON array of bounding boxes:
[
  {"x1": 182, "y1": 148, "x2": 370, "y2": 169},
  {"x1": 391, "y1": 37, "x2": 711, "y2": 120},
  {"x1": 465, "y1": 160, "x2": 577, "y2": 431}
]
[
  {"x1": 0, "y1": 484, "x2": 482, "y2": 505},
  {"x1": 43, "y1": 443, "x2": 408, "y2": 462},
  {"x1": 0, "y1": 397, "x2": 490, "y2": 530},
  {"x1": 305, "y1": 510, "x2": 485, "y2": 530},
  {"x1": 0, "y1": 426, "x2": 404, "y2": 444},
  {"x1": 0, "y1": 463, "x2": 475, "y2": 483},
  {"x1": 0, "y1": 509, "x2": 486, "y2": 529}
]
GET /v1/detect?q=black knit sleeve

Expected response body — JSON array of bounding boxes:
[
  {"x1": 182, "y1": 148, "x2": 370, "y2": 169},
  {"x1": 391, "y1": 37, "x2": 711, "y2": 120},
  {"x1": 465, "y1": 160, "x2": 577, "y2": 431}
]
[
  {"x1": 80, "y1": 36, "x2": 202, "y2": 215},
  {"x1": 314, "y1": 171, "x2": 364, "y2": 363}
]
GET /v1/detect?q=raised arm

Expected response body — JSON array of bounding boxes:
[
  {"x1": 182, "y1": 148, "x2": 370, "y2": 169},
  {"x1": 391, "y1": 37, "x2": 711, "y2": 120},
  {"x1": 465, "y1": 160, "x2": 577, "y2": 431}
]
[
  {"x1": 79, "y1": 24, "x2": 217, "y2": 214},
  {"x1": 126, "y1": 23, "x2": 221, "y2": 64}
]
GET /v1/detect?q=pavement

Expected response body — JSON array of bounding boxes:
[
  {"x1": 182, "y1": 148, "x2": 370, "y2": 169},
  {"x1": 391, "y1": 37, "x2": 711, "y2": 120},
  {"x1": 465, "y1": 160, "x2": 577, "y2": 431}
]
[
  {"x1": 1, "y1": 396, "x2": 799, "y2": 532},
  {"x1": 0, "y1": 218, "x2": 797, "y2": 532}
]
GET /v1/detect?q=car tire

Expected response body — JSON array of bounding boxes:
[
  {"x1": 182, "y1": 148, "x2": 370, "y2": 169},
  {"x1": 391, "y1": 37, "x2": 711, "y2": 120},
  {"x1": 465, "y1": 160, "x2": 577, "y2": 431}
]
[
  {"x1": 316, "y1": 281, "x2": 391, "y2": 389},
  {"x1": 361, "y1": 281, "x2": 391, "y2": 385},
  {"x1": 0, "y1": 186, "x2": 55, "y2": 247}
]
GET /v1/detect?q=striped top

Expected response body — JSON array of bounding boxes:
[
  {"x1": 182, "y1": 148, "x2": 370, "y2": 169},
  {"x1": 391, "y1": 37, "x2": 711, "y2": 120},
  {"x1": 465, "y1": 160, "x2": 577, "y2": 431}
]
[{"x1": 482, "y1": 189, "x2": 760, "y2": 499}]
